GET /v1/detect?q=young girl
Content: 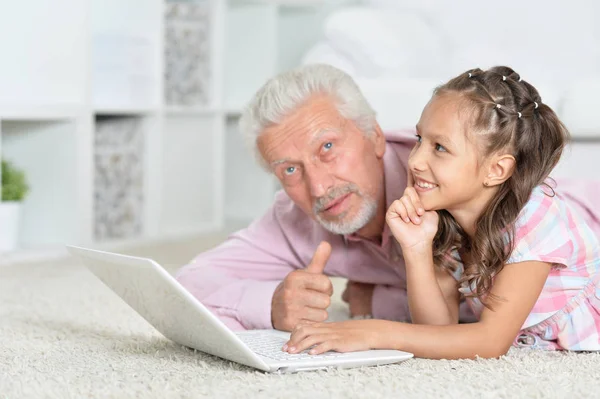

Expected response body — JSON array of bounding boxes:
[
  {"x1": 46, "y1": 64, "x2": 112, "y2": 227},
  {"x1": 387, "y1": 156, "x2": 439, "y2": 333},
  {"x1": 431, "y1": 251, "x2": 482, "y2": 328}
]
[{"x1": 282, "y1": 66, "x2": 600, "y2": 359}]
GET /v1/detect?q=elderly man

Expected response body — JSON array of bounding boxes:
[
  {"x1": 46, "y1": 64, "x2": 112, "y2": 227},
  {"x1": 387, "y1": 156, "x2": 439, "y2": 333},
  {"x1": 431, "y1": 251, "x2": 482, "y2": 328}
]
[{"x1": 176, "y1": 64, "x2": 600, "y2": 332}]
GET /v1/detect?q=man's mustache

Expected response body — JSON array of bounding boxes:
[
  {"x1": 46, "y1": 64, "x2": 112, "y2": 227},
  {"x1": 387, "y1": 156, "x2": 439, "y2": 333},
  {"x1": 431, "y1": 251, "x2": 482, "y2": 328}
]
[{"x1": 313, "y1": 184, "x2": 360, "y2": 213}]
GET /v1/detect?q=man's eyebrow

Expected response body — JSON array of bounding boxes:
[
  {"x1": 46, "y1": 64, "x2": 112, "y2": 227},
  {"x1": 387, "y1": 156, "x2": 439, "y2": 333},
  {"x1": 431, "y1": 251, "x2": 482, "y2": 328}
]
[
  {"x1": 271, "y1": 158, "x2": 291, "y2": 167},
  {"x1": 308, "y1": 128, "x2": 340, "y2": 145}
]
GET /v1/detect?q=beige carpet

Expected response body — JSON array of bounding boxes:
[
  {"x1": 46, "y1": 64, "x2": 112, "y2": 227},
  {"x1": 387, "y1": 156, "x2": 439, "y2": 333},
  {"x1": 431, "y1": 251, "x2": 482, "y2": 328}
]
[{"x1": 1, "y1": 232, "x2": 600, "y2": 398}]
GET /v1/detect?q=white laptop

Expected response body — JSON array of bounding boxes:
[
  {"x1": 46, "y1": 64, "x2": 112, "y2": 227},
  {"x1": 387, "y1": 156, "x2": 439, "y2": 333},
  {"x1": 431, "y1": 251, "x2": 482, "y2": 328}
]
[{"x1": 66, "y1": 245, "x2": 413, "y2": 373}]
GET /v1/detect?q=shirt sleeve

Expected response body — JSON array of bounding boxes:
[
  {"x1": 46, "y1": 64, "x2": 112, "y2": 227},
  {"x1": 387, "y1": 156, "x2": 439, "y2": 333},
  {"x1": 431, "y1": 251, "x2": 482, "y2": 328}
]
[
  {"x1": 371, "y1": 284, "x2": 411, "y2": 322},
  {"x1": 175, "y1": 191, "x2": 317, "y2": 330},
  {"x1": 507, "y1": 187, "x2": 573, "y2": 267}
]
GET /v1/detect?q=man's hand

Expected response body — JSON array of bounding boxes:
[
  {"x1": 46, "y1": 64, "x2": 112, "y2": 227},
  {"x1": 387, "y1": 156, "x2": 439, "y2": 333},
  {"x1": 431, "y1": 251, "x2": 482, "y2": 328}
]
[
  {"x1": 271, "y1": 241, "x2": 334, "y2": 332},
  {"x1": 342, "y1": 281, "x2": 375, "y2": 317}
]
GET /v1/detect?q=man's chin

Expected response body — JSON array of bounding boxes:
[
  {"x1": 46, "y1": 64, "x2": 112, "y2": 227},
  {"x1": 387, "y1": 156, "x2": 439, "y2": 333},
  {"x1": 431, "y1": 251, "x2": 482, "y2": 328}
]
[
  {"x1": 320, "y1": 223, "x2": 361, "y2": 236},
  {"x1": 314, "y1": 197, "x2": 378, "y2": 235},
  {"x1": 316, "y1": 213, "x2": 370, "y2": 235}
]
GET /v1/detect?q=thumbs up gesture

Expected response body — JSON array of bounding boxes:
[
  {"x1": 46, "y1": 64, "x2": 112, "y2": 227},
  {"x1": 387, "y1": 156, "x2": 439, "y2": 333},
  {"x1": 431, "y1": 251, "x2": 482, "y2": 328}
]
[{"x1": 271, "y1": 242, "x2": 334, "y2": 332}]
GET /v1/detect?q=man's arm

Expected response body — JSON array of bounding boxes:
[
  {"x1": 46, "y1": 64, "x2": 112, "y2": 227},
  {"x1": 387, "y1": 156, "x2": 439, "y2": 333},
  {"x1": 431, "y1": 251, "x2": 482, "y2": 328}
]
[
  {"x1": 175, "y1": 193, "x2": 302, "y2": 331},
  {"x1": 175, "y1": 191, "x2": 336, "y2": 331}
]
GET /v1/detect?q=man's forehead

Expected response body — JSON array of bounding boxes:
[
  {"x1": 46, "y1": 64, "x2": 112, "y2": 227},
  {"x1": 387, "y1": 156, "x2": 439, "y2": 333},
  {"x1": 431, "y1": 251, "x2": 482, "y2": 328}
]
[{"x1": 269, "y1": 127, "x2": 343, "y2": 166}]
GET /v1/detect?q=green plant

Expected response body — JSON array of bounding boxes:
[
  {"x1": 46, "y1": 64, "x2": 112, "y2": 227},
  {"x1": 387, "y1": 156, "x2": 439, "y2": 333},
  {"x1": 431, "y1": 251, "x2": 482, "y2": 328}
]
[{"x1": 1, "y1": 160, "x2": 29, "y2": 202}]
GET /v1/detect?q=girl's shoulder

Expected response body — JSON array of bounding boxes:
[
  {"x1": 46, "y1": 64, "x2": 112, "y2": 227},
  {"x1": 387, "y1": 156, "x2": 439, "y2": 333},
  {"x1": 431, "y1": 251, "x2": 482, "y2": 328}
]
[
  {"x1": 509, "y1": 184, "x2": 583, "y2": 266},
  {"x1": 514, "y1": 185, "x2": 562, "y2": 231}
]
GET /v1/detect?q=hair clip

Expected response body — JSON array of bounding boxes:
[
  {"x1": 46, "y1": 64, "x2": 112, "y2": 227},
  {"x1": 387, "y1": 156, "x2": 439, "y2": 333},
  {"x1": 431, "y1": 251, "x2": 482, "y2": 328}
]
[
  {"x1": 518, "y1": 112, "x2": 522, "y2": 118},
  {"x1": 534, "y1": 102, "x2": 539, "y2": 109},
  {"x1": 496, "y1": 104, "x2": 502, "y2": 109},
  {"x1": 502, "y1": 76, "x2": 507, "y2": 81},
  {"x1": 468, "y1": 73, "x2": 473, "y2": 78}
]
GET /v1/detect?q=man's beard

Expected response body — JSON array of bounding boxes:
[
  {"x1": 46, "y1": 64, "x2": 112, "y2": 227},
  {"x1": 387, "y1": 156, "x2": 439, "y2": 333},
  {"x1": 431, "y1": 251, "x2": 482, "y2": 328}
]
[{"x1": 313, "y1": 183, "x2": 379, "y2": 235}]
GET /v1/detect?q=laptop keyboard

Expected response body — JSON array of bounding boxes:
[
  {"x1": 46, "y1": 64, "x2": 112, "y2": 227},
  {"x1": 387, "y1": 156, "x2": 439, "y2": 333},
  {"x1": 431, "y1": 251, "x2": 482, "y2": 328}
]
[{"x1": 237, "y1": 333, "x2": 345, "y2": 361}]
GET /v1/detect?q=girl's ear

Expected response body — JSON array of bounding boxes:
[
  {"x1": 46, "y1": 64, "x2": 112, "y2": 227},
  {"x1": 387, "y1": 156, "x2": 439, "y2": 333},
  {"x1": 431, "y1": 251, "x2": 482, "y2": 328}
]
[{"x1": 484, "y1": 154, "x2": 516, "y2": 187}]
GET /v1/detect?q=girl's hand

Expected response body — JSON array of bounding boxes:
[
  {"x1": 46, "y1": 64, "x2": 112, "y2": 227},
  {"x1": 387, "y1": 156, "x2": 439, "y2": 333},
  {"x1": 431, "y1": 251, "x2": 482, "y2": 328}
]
[
  {"x1": 282, "y1": 320, "x2": 384, "y2": 355},
  {"x1": 386, "y1": 187, "x2": 439, "y2": 252}
]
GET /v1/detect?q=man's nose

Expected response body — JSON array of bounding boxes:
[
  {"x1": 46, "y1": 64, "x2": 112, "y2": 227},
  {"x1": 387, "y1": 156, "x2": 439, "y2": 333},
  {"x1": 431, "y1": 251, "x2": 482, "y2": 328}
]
[{"x1": 306, "y1": 163, "x2": 334, "y2": 198}]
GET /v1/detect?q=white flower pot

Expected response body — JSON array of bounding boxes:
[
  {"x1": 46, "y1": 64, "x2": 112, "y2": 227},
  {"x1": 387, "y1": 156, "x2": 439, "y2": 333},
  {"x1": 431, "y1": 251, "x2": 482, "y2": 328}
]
[{"x1": 0, "y1": 201, "x2": 22, "y2": 252}]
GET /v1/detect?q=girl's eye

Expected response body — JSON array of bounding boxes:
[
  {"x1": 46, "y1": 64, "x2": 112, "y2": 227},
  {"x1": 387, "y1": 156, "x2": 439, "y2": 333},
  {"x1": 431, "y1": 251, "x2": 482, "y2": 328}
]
[
  {"x1": 323, "y1": 142, "x2": 333, "y2": 151},
  {"x1": 415, "y1": 135, "x2": 422, "y2": 143},
  {"x1": 435, "y1": 143, "x2": 447, "y2": 152},
  {"x1": 284, "y1": 166, "x2": 296, "y2": 175}
]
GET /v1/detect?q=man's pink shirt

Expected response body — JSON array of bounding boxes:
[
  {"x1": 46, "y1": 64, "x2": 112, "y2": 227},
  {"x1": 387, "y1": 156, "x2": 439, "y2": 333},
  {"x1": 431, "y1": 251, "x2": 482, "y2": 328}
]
[{"x1": 175, "y1": 131, "x2": 600, "y2": 331}]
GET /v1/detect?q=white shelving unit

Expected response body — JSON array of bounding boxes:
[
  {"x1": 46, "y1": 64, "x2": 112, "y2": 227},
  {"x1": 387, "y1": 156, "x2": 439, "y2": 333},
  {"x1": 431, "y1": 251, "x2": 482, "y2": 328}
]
[
  {"x1": 222, "y1": 0, "x2": 332, "y2": 222},
  {"x1": 0, "y1": 0, "x2": 335, "y2": 260},
  {"x1": 0, "y1": 0, "x2": 92, "y2": 255}
]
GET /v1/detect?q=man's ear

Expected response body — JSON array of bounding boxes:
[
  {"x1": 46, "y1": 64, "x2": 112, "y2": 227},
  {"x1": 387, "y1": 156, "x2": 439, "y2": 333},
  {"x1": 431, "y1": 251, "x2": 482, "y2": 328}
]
[
  {"x1": 372, "y1": 123, "x2": 386, "y2": 158},
  {"x1": 485, "y1": 154, "x2": 516, "y2": 187}
]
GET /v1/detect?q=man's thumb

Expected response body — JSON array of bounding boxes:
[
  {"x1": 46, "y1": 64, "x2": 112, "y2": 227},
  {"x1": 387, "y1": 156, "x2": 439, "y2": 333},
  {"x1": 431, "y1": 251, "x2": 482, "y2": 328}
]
[{"x1": 305, "y1": 241, "x2": 332, "y2": 274}]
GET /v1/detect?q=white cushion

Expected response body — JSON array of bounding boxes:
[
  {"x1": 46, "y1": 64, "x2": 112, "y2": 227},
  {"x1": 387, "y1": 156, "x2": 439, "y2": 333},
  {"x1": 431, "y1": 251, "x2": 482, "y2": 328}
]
[
  {"x1": 365, "y1": 0, "x2": 439, "y2": 13},
  {"x1": 301, "y1": 42, "x2": 359, "y2": 77},
  {"x1": 356, "y1": 77, "x2": 441, "y2": 131},
  {"x1": 560, "y1": 79, "x2": 600, "y2": 138},
  {"x1": 323, "y1": 7, "x2": 445, "y2": 79},
  {"x1": 366, "y1": 0, "x2": 600, "y2": 87}
]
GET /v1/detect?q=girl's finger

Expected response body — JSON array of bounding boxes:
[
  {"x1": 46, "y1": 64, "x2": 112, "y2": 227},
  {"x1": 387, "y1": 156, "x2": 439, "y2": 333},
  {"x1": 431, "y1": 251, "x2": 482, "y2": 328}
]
[
  {"x1": 309, "y1": 340, "x2": 336, "y2": 355},
  {"x1": 288, "y1": 334, "x2": 333, "y2": 354},
  {"x1": 388, "y1": 199, "x2": 409, "y2": 223},
  {"x1": 285, "y1": 325, "x2": 314, "y2": 349},
  {"x1": 401, "y1": 196, "x2": 421, "y2": 224},
  {"x1": 405, "y1": 187, "x2": 425, "y2": 216}
]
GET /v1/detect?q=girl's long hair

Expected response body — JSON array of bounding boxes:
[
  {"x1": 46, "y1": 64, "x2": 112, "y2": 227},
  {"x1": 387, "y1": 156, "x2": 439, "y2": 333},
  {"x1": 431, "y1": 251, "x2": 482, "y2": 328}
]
[{"x1": 432, "y1": 66, "x2": 570, "y2": 302}]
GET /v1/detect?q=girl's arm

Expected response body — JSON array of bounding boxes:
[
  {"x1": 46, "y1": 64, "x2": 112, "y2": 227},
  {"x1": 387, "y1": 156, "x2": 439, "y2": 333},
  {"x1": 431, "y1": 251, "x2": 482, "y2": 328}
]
[
  {"x1": 285, "y1": 260, "x2": 551, "y2": 359},
  {"x1": 381, "y1": 260, "x2": 551, "y2": 358},
  {"x1": 385, "y1": 188, "x2": 459, "y2": 325},
  {"x1": 403, "y1": 247, "x2": 460, "y2": 325}
]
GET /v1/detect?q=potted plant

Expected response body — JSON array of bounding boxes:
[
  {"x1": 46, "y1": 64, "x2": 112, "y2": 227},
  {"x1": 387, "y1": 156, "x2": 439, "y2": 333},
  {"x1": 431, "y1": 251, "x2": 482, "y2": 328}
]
[{"x1": 0, "y1": 159, "x2": 29, "y2": 252}]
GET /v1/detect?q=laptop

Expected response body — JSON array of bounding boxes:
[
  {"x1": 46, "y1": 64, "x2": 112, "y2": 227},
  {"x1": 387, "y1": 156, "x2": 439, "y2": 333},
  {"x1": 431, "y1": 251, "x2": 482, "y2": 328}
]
[{"x1": 66, "y1": 245, "x2": 413, "y2": 373}]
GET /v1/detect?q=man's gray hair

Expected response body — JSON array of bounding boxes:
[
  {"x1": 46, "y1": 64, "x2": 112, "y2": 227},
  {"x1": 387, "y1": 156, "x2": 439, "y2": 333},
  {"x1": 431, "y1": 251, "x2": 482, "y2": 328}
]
[{"x1": 239, "y1": 64, "x2": 377, "y2": 168}]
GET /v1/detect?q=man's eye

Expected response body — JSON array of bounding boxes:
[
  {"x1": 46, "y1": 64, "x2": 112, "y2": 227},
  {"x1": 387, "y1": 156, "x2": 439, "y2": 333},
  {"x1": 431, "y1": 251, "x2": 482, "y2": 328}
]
[
  {"x1": 435, "y1": 143, "x2": 447, "y2": 152},
  {"x1": 284, "y1": 166, "x2": 296, "y2": 175},
  {"x1": 323, "y1": 142, "x2": 333, "y2": 151},
  {"x1": 415, "y1": 135, "x2": 422, "y2": 143}
]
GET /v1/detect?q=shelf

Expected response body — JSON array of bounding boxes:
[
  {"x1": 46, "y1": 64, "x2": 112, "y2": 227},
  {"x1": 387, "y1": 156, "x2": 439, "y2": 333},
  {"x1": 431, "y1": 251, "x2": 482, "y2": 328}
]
[
  {"x1": 224, "y1": 116, "x2": 279, "y2": 222},
  {"x1": 223, "y1": 2, "x2": 278, "y2": 114},
  {"x1": 0, "y1": 0, "x2": 333, "y2": 256},
  {"x1": 91, "y1": 0, "x2": 162, "y2": 114},
  {"x1": 95, "y1": 107, "x2": 159, "y2": 116},
  {"x1": 1, "y1": 120, "x2": 83, "y2": 248},
  {"x1": 165, "y1": 105, "x2": 219, "y2": 115},
  {"x1": 160, "y1": 115, "x2": 222, "y2": 235},
  {"x1": 225, "y1": 108, "x2": 243, "y2": 117},
  {"x1": 0, "y1": 104, "x2": 82, "y2": 120},
  {"x1": 0, "y1": 0, "x2": 88, "y2": 114},
  {"x1": 93, "y1": 116, "x2": 147, "y2": 241},
  {"x1": 164, "y1": 1, "x2": 213, "y2": 108}
]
